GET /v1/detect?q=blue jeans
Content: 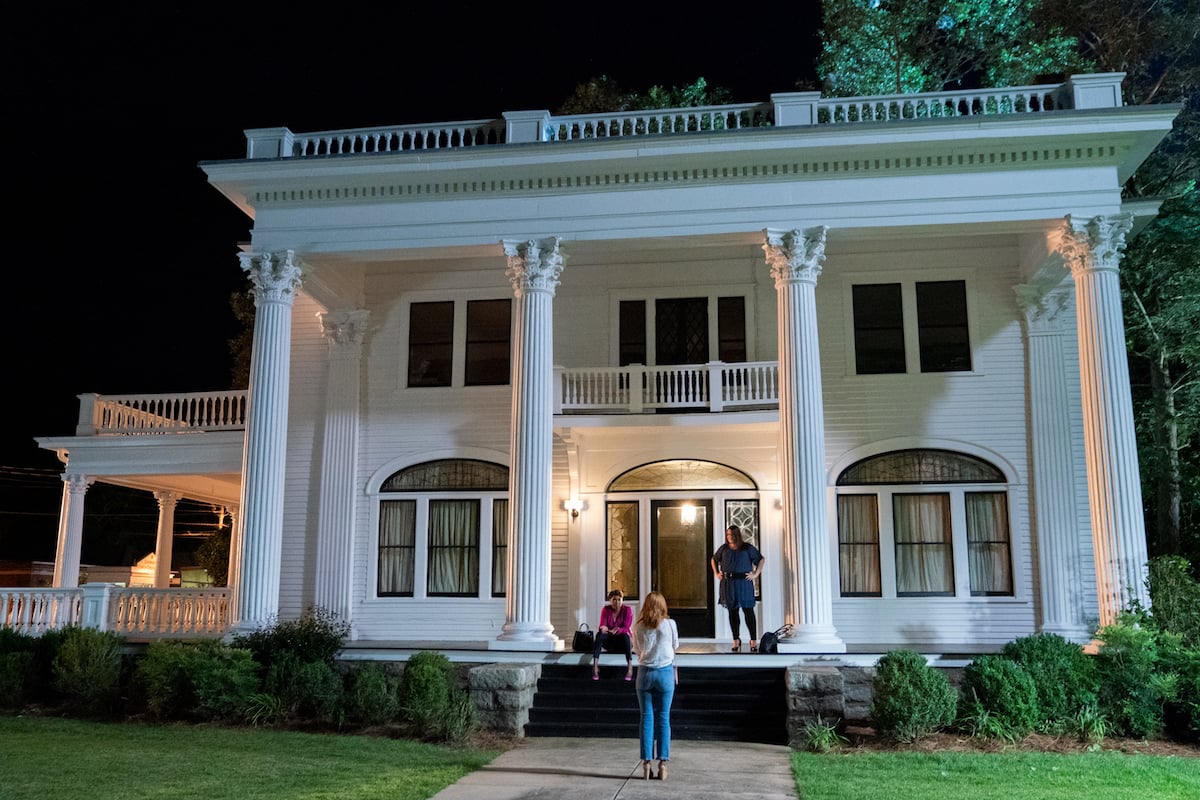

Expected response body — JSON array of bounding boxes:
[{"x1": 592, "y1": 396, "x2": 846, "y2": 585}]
[{"x1": 636, "y1": 665, "x2": 674, "y2": 761}]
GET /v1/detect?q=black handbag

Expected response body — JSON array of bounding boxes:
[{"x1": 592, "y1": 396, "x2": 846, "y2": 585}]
[{"x1": 572, "y1": 623, "x2": 595, "y2": 653}]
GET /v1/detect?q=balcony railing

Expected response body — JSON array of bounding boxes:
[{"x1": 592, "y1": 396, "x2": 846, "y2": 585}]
[
  {"x1": 2, "y1": 585, "x2": 230, "y2": 638},
  {"x1": 242, "y1": 73, "x2": 1125, "y2": 160},
  {"x1": 76, "y1": 390, "x2": 248, "y2": 436},
  {"x1": 555, "y1": 361, "x2": 779, "y2": 414}
]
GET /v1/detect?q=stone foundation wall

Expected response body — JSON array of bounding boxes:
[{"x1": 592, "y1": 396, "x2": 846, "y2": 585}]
[{"x1": 467, "y1": 662, "x2": 541, "y2": 736}]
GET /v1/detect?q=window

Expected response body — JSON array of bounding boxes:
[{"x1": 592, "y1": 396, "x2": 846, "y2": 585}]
[
  {"x1": 606, "y1": 501, "x2": 639, "y2": 598},
  {"x1": 617, "y1": 295, "x2": 747, "y2": 365},
  {"x1": 408, "y1": 302, "x2": 454, "y2": 386},
  {"x1": 835, "y1": 449, "x2": 1012, "y2": 598},
  {"x1": 850, "y1": 279, "x2": 972, "y2": 374},
  {"x1": 407, "y1": 298, "x2": 511, "y2": 387},
  {"x1": 377, "y1": 459, "x2": 509, "y2": 598},
  {"x1": 465, "y1": 299, "x2": 511, "y2": 385}
]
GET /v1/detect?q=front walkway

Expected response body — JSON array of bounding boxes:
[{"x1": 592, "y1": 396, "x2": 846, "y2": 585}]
[{"x1": 428, "y1": 736, "x2": 797, "y2": 800}]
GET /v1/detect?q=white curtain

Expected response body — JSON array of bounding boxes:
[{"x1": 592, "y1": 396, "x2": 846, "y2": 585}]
[
  {"x1": 893, "y1": 494, "x2": 953, "y2": 595},
  {"x1": 837, "y1": 495, "x2": 881, "y2": 595},
  {"x1": 966, "y1": 492, "x2": 1012, "y2": 595},
  {"x1": 428, "y1": 499, "x2": 479, "y2": 595},
  {"x1": 491, "y1": 498, "x2": 508, "y2": 597},
  {"x1": 378, "y1": 500, "x2": 416, "y2": 595}
]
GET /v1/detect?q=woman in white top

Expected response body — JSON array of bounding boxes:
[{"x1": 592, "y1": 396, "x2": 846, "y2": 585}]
[{"x1": 632, "y1": 590, "x2": 679, "y2": 781}]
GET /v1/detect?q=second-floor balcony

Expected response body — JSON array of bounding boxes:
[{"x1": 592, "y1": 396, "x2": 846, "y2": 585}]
[{"x1": 72, "y1": 362, "x2": 780, "y2": 438}]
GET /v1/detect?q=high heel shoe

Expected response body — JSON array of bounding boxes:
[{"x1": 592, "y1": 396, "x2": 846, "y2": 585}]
[
  {"x1": 657, "y1": 760, "x2": 669, "y2": 782},
  {"x1": 749, "y1": 640, "x2": 758, "y2": 652},
  {"x1": 642, "y1": 760, "x2": 653, "y2": 780},
  {"x1": 731, "y1": 639, "x2": 741, "y2": 652}
]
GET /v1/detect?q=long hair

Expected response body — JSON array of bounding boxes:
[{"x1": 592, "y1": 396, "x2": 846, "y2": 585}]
[
  {"x1": 725, "y1": 525, "x2": 744, "y2": 547},
  {"x1": 636, "y1": 590, "x2": 669, "y2": 629}
]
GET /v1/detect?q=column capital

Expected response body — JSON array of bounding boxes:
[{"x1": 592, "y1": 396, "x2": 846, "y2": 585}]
[
  {"x1": 61, "y1": 473, "x2": 94, "y2": 493},
  {"x1": 1055, "y1": 214, "x2": 1133, "y2": 278},
  {"x1": 1015, "y1": 278, "x2": 1074, "y2": 333},
  {"x1": 239, "y1": 250, "x2": 304, "y2": 303},
  {"x1": 152, "y1": 490, "x2": 181, "y2": 507},
  {"x1": 319, "y1": 309, "x2": 370, "y2": 346},
  {"x1": 502, "y1": 237, "x2": 565, "y2": 295},
  {"x1": 763, "y1": 227, "x2": 829, "y2": 285}
]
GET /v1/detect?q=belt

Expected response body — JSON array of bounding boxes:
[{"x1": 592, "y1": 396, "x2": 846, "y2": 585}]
[{"x1": 725, "y1": 572, "x2": 747, "y2": 580}]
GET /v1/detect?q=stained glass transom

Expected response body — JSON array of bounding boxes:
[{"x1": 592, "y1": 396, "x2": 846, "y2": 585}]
[
  {"x1": 608, "y1": 460, "x2": 755, "y2": 491},
  {"x1": 382, "y1": 459, "x2": 508, "y2": 492},
  {"x1": 837, "y1": 450, "x2": 1002, "y2": 486}
]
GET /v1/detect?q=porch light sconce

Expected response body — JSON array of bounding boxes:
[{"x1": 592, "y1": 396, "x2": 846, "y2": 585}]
[{"x1": 563, "y1": 498, "x2": 585, "y2": 520}]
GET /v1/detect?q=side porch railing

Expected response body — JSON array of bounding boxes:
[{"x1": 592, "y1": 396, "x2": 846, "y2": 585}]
[
  {"x1": 1, "y1": 585, "x2": 230, "y2": 639},
  {"x1": 555, "y1": 360, "x2": 779, "y2": 413}
]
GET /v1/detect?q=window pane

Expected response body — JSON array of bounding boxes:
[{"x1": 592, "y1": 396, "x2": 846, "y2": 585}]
[
  {"x1": 383, "y1": 459, "x2": 509, "y2": 491},
  {"x1": 838, "y1": 495, "x2": 881, "y2": 596},
  {"x1": 606, "y1": 502, "x2": 639, "y2": 599},
  {"x1": 967, "y1": 492, "x2": 1013, "y2": 596},
  {"x1": 465, "y1": 299, "x2": 511, "y2": 386},
  {"x1": 408, "y1": 302, "x2": 453, "y2": 387},
  {"x1": 491, "y1": 498, "x2": 508, "y2": 597},
  {"x1": 893, "y1": 494, "x2": 953, "y2": 596},
  {"x1": 726, "y1": 499, "x2": 761, "y2": 600},
  {"x1": 378, "y1": 500, "x2": 416, "y2": 596},
  {"x1": 717, "y1": 296, "x2": 747, "y2": 363},
  {"x1": 838, "y1": 449, "x2": 1004, "y2": 485},
  {"x1": 427, "y1": 499, "x2": 479, "y2": 596},
  {"x1": 852, "y1": 283, "x2": 906, "y2": 374},
  {"x1": 619, "y1": 300, "x2": 647, "y2": 366},
  {"x1": 916, "y1": 280, "x2": 971, "y2": 372}
]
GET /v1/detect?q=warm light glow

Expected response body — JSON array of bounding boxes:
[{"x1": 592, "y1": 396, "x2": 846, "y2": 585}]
[
  {"x1": 680, "y1": 503, "x2": 697, "y2": 525},
  {"x1": 563, "y1": 498, "x2": 584, "y2": 520}
]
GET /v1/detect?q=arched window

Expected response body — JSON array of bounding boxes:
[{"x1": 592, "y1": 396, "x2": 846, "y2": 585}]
[
  {"x1": 377, "y1": 459, "x2": 508, "y2": 598},
  {"x1": 836, "y1": 449, "x2": 1012, "y2": 598}
]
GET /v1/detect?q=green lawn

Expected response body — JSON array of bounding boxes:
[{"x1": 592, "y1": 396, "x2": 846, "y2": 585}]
[
  {"x1": 0, "y1": 716, "x2": 499, "y2": 800},
  {"x1": 3, "y1": 717, "x2": 1198, "y2": 800},
  {"x1": 794, "y1": 749, "x2": 1200, "y2": 800}
]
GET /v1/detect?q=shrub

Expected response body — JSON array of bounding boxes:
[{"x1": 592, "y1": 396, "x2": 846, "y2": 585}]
[
  {"x1": 1001, "y1": 632, "x2": 1099, "y2": 731},
  {"x1": 232, "y1": 606, "x2": 349, "y2": 672},
  {"x1": 1094, "y1": 616, "x2": 1172, "y2": 738},
  {"x1": 798, "y1": 717, "x2": 849, "y2": 753},
  {"x1": 0, "y1": 651, "x2": 33, "y2": 709},
  {"x1": 397, "y1": 651, "x2": 476, "y2": 742},
  {"x1": 869, "y1": 650, "x2": 957, "y2": 743},
  {"x1": 958, "y1": 655, "x2": 1040, "y2": 740},
  {"x1": 1147, "y1": 556, "x2": 1200, "y2": 648},
  {"x1": 343, "y1": 662, "x2": 400, "y2": 727},
  {"x1": 52, "y1": 627, "x2": 125, "y2": 716},
  {"x1": 264, "y1": 651, "x2": 345, "y2": 725},
  {"x1": 137, "y1": 640, "x2": 196, "y2": 719}
]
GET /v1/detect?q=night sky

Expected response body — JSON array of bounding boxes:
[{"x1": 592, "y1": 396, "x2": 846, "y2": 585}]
[{"x1": 1, "y1": 2, "x2": 822, "y2": 559}]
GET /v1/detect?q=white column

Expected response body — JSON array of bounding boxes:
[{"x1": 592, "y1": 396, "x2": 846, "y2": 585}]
[
  {"x1": 224, "y1": 504, "x2": 240, "y2": 591},
  {"x1": 152, "y1": 491, "x2": 181, "y2": 588},
  {"x1": 52, "y1": 473, "x2": 93, "y2": 588},
  {"x1": 1056, "y1": 214, "x2": 1150, "y2": 625},
  {"x1": 494, "y1": 237, "x2": 565, "y2": 650},
  {"x1": 232, "y1": 250, "x2": 303, "y2": 632},
  {"x1": 1016, "y1": 279, "x2": 1090, "y2": 642},
  {"x1": 762, "y1": 227, "x2": 844, "y2": 652},
  {"x1": 313, "y1": 309, "x2": 369, "y2": 633}
]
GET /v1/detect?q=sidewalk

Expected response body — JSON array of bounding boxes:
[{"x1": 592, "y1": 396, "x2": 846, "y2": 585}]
[{"x1": 429, "y1": 736, "x2": 798, "y2": 800}]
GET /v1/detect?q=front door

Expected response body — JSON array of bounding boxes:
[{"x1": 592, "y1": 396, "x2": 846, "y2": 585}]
[{"x1": 650, "y1": 499, "x2": 714, "y2": 637}]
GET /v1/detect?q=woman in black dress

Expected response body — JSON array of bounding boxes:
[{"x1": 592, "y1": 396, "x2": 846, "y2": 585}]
[{"x1": 710, "y1": 525, "x2": 764, "y2": 651}]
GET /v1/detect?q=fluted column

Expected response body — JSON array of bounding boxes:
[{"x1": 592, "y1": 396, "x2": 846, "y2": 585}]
[
  {"x1": 1056, "y1": 214, "x2": 1150, "y2": 625},
  {"x1": 152, "y1": 491, "x2": 180, "y2": 588},
  {"x1": 52, "y1": 473, "x2": 93, "y2": 588},
  {"x1": 1016, "y1": 278, "x2": 1090, "y2": 641},
  {"x1": 314, "y1": 309, "x2": 369, "y2": 633},
  {"x1": 232, "y1": 250, "x2": 303, "y2": 632},
  {"x1": 763, "y1": 227, "x2": 844, "y2": 652},
  {"x1": 495, "y1": 237, "x2": 564, "y2": 650}
]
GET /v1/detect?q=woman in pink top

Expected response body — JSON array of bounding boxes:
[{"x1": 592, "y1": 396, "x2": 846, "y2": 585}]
[{"x1": 592, "y1": 588, "x2": 634, "y2": 681}]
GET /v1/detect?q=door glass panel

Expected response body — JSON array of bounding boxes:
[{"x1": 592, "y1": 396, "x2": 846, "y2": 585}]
[
  {"x1": 606, "y1": 501, "x2": 640, "y2": 598},
  {"x1": 656, "y1": 504, "x2": 709, "y2": 610}
]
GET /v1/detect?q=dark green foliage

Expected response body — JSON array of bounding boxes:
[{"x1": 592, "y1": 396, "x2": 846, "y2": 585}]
[
  {"x1": 959, "y1": 655, "x2": 1041, "y2": 739},
  {"x1": 194, "y1": 526, "x2": 231, "y2": 587},
  {"x1": 1001, "y1": 633, "x2": 1099, "y2": 730},
  {"x1": 1158, "y1": 638, "x2": 1200, "y2": 742},
  {"x1": 1094, "y1": 616, "x2": 1173, "y2": 738},
  {"x1": 264, "y1": 651, "x2": 344, "y2": 725},
  {"x1": 0, "y1": 651, "x2": 33, "y2": 708},
  {"x1": 869, "y1": 650, "x2": 958, "y2": 742},
  {"x1": 1147, "y1": 556, "x2": 1200, "y2": 647},
  {"x1": 397, "y1": 651, "x2": 475, "y2": 742},
  {"x1": 232, "y1": 606, "x2": 350, "y2": 671},
  {"x1": 136, "y1": 640, "x2": 258, "y2": 722},
  {"x1": 51, "y1": 627, "x2": 125, "y2": 716},
  {"x1": 343, "y1": 662, "x2": 400, "y2": 726}
]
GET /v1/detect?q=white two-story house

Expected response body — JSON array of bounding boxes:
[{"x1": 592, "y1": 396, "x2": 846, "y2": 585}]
[{"x1": 21, "y1": 73, "x2": 1179, "y2": 655}]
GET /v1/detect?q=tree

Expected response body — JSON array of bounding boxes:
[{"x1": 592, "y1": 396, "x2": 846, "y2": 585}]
[
  {"x1": 195, "y1": 524, "x2": 231, "y2": 587},
  {"x1": 818, "y1": 0, "x2": 1087, "y2": 95},
  {"x1": 555, "y1": 76, "x2": 732, "y2": 115}
]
